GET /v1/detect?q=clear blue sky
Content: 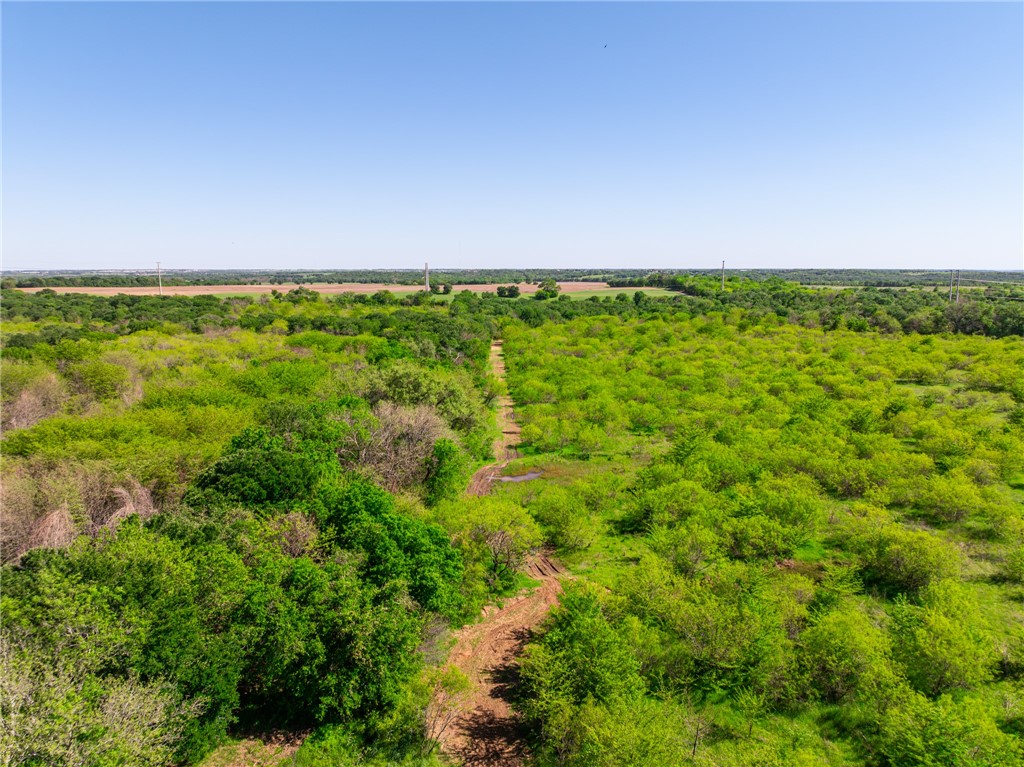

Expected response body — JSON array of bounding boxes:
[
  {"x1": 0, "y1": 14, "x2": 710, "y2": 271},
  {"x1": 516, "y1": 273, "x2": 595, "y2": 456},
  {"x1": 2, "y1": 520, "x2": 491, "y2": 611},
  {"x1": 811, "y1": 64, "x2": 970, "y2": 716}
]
[{"x1": 3, "y1": 2, "x2": 1022, "y2": 271}]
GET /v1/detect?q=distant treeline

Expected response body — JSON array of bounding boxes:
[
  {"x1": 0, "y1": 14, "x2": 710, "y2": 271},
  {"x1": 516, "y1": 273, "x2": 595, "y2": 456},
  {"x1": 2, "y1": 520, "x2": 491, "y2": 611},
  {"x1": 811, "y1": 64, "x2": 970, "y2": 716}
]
[
  {"x1": 5, "y1": 268, "x2": 1022, "y2": 289},
  {"x1": 4, "y1": 269, "x2": 606, "y2": 289},
  {"x1": 608, "y1": 269, "x2": 1024, "y2": 288},
  {"x1": 4, "y1": 276, "x2": 1023, "y2": 342}
]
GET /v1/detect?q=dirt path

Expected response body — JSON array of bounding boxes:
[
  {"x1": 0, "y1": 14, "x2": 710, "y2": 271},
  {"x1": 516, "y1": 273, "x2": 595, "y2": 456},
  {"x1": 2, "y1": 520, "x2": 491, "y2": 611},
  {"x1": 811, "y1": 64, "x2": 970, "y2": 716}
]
[
  {"x1": 467, "y1": 342, "x2": 521, "y2": 496},
  {"x1": 439, "y1": 341, "x2": 564, "y2": 767},
  {"x1": 440, "y1": 555, "x2": 563, "y2": 765}
]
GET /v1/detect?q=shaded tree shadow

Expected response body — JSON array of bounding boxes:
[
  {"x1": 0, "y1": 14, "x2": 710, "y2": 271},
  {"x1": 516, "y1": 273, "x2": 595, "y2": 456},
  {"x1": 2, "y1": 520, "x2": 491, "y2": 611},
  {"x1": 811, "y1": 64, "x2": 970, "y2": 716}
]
[
  {"x1": 455, "y1": 626, "x2": 535, "y2": 765},
  {"x1": 484, "y1": 626, "x2": 531, "y2": 702},
  {"x1": 456, "y1": 708, "x2": 530, "y2": 766}
]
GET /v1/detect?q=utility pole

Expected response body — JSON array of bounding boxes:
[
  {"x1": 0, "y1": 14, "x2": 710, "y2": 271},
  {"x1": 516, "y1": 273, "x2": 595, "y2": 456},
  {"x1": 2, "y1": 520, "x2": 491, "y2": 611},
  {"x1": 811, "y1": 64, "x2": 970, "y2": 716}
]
[
  {"x1": 157, "y1": 261, "x2": 163, "y2": 296},
  {"x1": 721, "y1": 260, "x2": 726, "y2": 290},
  {"x1": 955, "y1": 270, "x2": 961, "y2": 303},
  {"x1": 424, "y1": 262, "x2": 430, "y2": 292},
  {"x1": 948, "y1": 270, "x2": 955, "y2": 302}
]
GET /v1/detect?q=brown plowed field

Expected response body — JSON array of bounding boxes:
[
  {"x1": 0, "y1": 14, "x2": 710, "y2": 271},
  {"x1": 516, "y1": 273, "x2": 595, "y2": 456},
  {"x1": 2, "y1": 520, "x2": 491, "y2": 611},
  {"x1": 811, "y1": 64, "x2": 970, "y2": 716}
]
[{"x1": 19, "y1": 281, "x2": 608, "y2": 297}]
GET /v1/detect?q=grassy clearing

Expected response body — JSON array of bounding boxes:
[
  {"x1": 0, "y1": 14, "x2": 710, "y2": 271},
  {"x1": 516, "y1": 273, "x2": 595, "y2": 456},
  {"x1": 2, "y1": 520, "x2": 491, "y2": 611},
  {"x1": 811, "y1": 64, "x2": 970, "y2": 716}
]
[{"x1": 198, "y1": 738, "x2": 300, "y2": 767}]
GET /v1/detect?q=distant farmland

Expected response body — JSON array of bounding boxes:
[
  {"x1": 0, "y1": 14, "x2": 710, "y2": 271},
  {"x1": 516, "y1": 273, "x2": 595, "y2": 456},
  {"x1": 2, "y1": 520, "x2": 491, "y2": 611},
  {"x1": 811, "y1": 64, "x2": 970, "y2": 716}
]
[{"x1": 19, "y1": 281, "x2": 611, "y2": 297}]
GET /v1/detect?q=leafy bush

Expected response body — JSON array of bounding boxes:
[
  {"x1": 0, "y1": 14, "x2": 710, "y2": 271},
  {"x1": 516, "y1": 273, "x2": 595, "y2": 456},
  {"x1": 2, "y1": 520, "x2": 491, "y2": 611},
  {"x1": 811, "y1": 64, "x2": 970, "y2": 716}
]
[
  {"x1": 313, "y1": 477, "x2": 465, "y2": 618},
  {"x1": 71, "y1": 359, "x2": 131, "y2": 400},
  {"x1": 520, "y1": 584, "x2": 645, "y2": 719},
  {"x1": 187, "y1": 427, "x2": 333, "y2": 508},
  {"x1": 845, "y1": 516, "x2": 960, "y2": 596},
  {"x1": 800, "y1": 606, "x2": 898, "y2": 704},
  {"x1": 528, "y1": 485, "x2": 598, "y2": 551},
  {"x1": 889, "y1": 580, "x2": 997, "y2": 696},
  {"x1": 877, "y1": 691, "x2": 1023, "y2": 767}
]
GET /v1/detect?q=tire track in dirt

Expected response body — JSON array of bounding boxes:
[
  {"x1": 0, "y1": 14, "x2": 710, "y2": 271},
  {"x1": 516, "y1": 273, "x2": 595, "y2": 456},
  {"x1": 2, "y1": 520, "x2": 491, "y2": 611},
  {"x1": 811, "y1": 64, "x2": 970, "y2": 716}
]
[
  {"x1": 467, "y1": 342, "x2": 520, "y2": 496},
  {"x1": 439, "y1": 341, "x2": 564, "y2": 766}
]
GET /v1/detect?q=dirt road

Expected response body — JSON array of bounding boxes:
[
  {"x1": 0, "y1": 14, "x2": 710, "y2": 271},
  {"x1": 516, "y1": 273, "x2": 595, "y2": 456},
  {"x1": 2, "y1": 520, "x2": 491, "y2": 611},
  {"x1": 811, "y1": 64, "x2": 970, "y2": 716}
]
[
  {"x1": 440, "y1": 341, "x2": 564, "y2": 767},
  {"x1": 440, "y1": 555, "x2": 563, "y2": 765},
  {"x1": 467, "y1": 342, "x2": 521, "y2": 496}
]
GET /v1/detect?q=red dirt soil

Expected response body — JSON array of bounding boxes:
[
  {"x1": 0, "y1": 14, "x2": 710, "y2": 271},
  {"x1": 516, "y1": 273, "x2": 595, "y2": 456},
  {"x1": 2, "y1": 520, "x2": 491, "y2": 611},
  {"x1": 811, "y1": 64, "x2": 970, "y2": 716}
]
[
  {"x1": 19, "y1": 281, "x2": 608, "y2": 297},
  {"x1": 441, "y1": 340, "x2": 564, "y2": 766},
  {"x1": 440, "y1": 555, "x2": 563, "y2": 766},
  {"x1": 466, "y1": 342, "x2": 521, "y2": 496}
]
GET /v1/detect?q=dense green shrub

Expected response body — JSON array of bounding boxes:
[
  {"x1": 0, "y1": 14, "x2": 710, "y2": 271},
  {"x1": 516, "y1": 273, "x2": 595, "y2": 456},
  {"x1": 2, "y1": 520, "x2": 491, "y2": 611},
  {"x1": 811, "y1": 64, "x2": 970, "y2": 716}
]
[
  {"x1": 889, "y1": 580, "x2": 998, "y2": 696},
  {"x1": 187, "y1": 427, "x2": 334, "y2": 508},
  {"x1": 423, "y1": 438, "x2": 468, "y2": 507},
  {"x1": 800, "y1": 606, "x2": 898, "y2": 704}
]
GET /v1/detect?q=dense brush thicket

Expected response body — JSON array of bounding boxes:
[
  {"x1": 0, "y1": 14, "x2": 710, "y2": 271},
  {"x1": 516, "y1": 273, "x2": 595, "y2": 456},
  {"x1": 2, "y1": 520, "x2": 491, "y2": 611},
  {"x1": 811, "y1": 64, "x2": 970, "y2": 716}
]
[
  {"x1": 496, "y1": 315, "x2": 1024, "y2": 766},
  {"x1": 1, "y1": 296, "x2": 502, "y2": 766}
]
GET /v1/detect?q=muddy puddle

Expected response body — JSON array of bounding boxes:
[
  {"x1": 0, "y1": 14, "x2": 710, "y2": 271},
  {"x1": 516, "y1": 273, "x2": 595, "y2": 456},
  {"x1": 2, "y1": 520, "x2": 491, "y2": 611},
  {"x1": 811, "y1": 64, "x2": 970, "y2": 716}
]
[{"x1": 499, "y1": 470, "x2": 544, "y2": 483}]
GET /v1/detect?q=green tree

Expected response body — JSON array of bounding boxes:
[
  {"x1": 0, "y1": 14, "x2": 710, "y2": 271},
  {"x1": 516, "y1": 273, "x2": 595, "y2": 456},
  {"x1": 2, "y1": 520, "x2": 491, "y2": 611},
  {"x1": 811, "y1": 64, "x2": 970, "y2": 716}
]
[
  {"x1": 520, "y1": 584, "x2": 645, "y2": 718},
  {"x1": 890, "y1": 580, "x2": 997, "y2": 696},
  {"x1": 423, "y1": 438, "x2": 468, "y2": 506},
  {"x1": 529, "y1": 486, "x2": 598, "y2": 551},
  {"x1": 878, "y1": 691, "x2": 1023, "y2": 767},
  {"x1": 800, "y1": 605, "x2": 898, "y2": 704}
]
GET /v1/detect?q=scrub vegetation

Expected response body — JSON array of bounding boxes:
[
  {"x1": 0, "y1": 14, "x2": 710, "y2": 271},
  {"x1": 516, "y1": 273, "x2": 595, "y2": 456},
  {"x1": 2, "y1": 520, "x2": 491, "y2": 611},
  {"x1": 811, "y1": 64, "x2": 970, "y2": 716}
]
[
  {"x1": 1, "y1": 278, "x2": 1022, "y2": 766},
  {"x1": 498, "y1": 314, "x2": 1024, "y2": 767}
]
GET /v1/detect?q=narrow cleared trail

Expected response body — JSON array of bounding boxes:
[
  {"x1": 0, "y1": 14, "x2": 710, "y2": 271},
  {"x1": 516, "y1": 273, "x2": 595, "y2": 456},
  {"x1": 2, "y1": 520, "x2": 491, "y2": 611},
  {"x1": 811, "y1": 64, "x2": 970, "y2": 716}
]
[
  {"x1": 466, "y1": 342, "x2": 521, "y2": 496},
  {"x1": 439, "y1": 341, "x2": 565, "y2": 767}
]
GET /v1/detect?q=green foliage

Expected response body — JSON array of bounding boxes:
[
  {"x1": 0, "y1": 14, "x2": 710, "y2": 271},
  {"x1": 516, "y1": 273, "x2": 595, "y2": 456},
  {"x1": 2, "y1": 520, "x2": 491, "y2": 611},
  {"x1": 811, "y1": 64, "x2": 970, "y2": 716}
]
[
  {"x1": 1003, "y1": 544, "x2": 1024, "y2": 583},
  {"x1": 361, "y1": 360, "x2": 490, "y2": 457},
  {"x1": 519, "y1": 584, "x2": 645, "y2": 722},
  {"x1": 0, "y1": 640, "x2": 198, "y2": 767},
  {"x1": 534, "y1": 278, "x2": 561, "y2": 301},
  {"x1": 800, "y1": 605, "x2": 898, "y2": 704},
  {"x1": 648, "y1": 521, "x2": 723, "y2": 577},
  {"x1": 845, "y1": 515, "x2": 960, "y2": 596},
  {"x1": 877, "y1": 691, "x2": 1023, "y2": 767},
  {"x1": 237, "y1": 550, "x2": 423, "y2": 727},
  {"x1": 187, "y1": 427, "x2": 333, "y2": 508},
  {"x1": 429, "y1": 495, "x2": 543, "y2": 602},
  {"x1": 890, "y1": 580, "x2": 998, "y2": 696},
  {"x1": 5, "y1": 284, "x2": 1024, "y2": 767},
  {"x1": 70, "y1": 359, "x2": 133, "y2": 400},
  {"x1": 503, "y1": 314, "x2": 1024, "y2": 765},
  {"x1": 423, "y1": 438, "x2": 468, "y2": 507},
  {"x1": 3, "y1": 522, "x2": 243, "y2": 760},
  {"x1": 535, "y1": 696, "x2": 694, "y2": 767},
  {"x1": 313, "y1": 476, "x2": 465, "y2": 618},
  {"x1": 528, "y1": 485, "x2": 599, "y2": 551}
]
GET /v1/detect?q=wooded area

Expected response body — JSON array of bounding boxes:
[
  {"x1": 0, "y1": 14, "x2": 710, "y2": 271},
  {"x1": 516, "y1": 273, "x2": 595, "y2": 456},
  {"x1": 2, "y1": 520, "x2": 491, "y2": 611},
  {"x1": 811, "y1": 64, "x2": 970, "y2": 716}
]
[{"x1": 1, "y1": 277, "x2": 1022, "y2": 766}]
